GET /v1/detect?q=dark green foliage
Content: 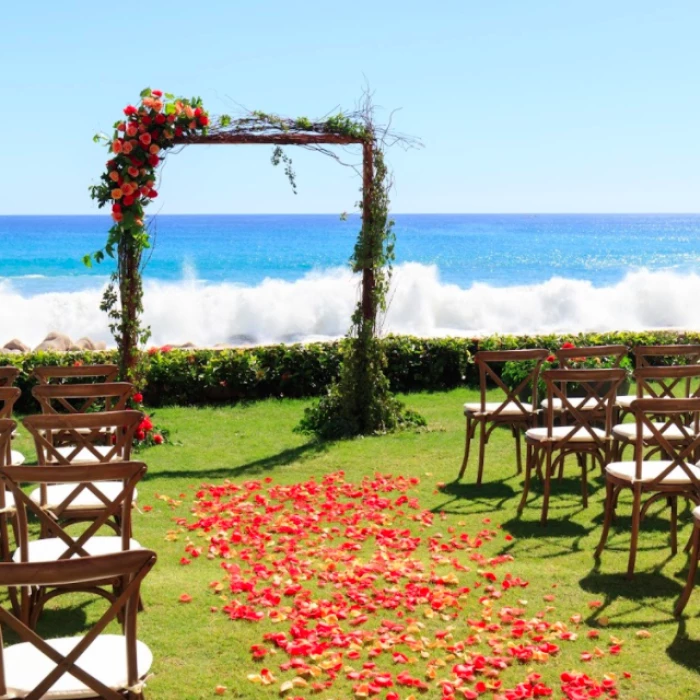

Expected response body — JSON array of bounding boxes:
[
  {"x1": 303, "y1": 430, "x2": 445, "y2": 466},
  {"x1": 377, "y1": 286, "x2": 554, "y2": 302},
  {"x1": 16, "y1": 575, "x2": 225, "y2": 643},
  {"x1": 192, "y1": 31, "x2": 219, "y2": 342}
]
[{"x1": 3, "y1": 330, "x2": 699, "y2": 413}]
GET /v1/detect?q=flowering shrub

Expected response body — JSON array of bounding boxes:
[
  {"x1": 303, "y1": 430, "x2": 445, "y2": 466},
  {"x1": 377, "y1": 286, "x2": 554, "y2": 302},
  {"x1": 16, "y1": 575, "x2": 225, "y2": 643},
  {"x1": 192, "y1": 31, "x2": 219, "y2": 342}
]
[
  {"x1": 2, "y1": 331, "x2": 700, "y2": 412},
  {"x1": 129, "y1": 390, "x2": 166, "y2": 447}
]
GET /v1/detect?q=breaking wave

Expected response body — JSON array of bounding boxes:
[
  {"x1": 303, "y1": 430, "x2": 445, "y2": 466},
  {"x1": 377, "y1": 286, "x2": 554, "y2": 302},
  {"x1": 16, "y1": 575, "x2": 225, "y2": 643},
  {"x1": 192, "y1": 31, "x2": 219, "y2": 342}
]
[{"x1": 0, "y1": 263, "x2": 698, "y2": 348}]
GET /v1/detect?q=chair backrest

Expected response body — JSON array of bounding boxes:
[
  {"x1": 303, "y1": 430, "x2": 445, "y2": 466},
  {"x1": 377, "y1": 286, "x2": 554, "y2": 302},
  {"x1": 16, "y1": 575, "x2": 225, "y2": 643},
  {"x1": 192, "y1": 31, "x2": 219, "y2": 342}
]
[
  {"x1": 555, "y1": 344, "x2": 628, "y2": 368},
  {"x1": 543, "y1": 368, "x2": 627, "y2": 446},
  {"x1": 634, "y1": 365, "x2": 700, "y2": 400},
  {"x1": 0, "y1": 368, "x2": 19, "y2": 388},
  {"x1": 628, "y1": 398, "x2": 700, "y2": 487},
  {"x1": 0, "y1": 388, "x2": 20, "y2": 420},
  {"x1": 475, "y1": 349, "x2": 550, "y2": 416},
  {"x1": 32, "y1": 382, "x2": 133, "y2": 415},
  {"x1": 0, "y1": 419, "x2": 15, "y2": 478},
  {"x1": 0, "y1": 549, "x2": 156, "y2": 700},
  {"x1": 1, "y1": 460, "x2": 146, "y2": 559},
  {"x1": 22, "y1": 411, "x2": 142, "y2": 465},
  {"x1": 633, "y1": 344, "x2": 700, "y2": 368},
  {"x1": 33, "y1": 364, "x2": 119, "y2": 385}
]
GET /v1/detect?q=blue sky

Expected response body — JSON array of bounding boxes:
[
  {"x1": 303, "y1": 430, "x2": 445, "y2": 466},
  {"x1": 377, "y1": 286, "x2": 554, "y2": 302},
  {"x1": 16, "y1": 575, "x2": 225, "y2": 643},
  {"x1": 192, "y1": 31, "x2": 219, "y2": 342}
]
[{"x1": 1, "y1": 1, "x2": 698, "y2": 214}]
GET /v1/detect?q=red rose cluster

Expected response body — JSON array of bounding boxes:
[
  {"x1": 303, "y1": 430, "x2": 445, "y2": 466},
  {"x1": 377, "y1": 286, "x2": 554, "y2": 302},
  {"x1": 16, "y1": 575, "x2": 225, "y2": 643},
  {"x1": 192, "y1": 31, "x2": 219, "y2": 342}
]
[
  {"x1": 130, "y1": 389, "x2": 164, "y2": 446},
  {"x1": 101, "y1": 89, "x2": 209, "y2": 225}
]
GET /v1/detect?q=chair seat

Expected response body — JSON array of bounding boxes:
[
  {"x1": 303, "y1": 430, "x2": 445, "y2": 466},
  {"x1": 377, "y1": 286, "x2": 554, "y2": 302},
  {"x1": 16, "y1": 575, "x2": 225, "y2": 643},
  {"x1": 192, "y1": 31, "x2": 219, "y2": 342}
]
[
  {"x1": 11, "y1": 450, "x2": 25, "y2": 466},
  {"x1": 540, "y1": 397, "x2": 601, "y2": 412},
  {"x1": 693, "y1": 504, "x2": 700, "y2": 522},
  {"x1": 612, "y1": 421, "x2": 691, "y2": 441},
  {"x1": 616, "y1": 394, "x2": 677, "y2": 408},
  {"x1": 464, "y1": 401, "x2": 534, "y2": 416},
  {"x1": 50, "y1": 446, "x2": 119, "y2": 464},
  {"x1": 3, "y1": 634, "x2": 153, "y2": 699},
  {"x1": 29, "y1": 482, "x2": 138, "y2": 511},
  {"x1": 526, "y1": 426, "x2": 606, "y2": 443},
  {"x1": 14, "y1": 536, "x2": 143, "y2": 563},
  {"x1": 606, "y1": 460, "x2": 700, "y2": 485}
]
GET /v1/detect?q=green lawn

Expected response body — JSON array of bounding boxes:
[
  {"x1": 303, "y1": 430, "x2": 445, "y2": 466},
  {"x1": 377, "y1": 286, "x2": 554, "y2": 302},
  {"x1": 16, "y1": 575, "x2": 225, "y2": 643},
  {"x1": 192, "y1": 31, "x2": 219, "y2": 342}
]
[{"x1": 12, "y1": 389, "x2": 700, "y2": 699}]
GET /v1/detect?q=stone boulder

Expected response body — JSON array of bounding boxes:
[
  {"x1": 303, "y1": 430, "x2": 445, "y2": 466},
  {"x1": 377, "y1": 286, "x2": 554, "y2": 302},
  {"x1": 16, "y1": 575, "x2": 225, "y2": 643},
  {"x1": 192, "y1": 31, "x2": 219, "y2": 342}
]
[
  {"x1": 35, "y1": 332, "x2": 73, "y2": 352},
  {"x1": 3, "y1": 338, "x2": 30, "y2": 353},
  {"x1": 94, "y1": 341, "x2": 107, "y2": 350},
  {"x1": 71, "y1": 337, "x2": 96, "y2": 351}
]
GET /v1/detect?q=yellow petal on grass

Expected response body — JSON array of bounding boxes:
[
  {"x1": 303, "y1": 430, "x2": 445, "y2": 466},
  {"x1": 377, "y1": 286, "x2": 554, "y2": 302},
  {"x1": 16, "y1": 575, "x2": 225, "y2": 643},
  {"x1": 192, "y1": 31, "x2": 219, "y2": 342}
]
[{"x1": 636, "y1": 629, "x2": 652, "y2": 638}]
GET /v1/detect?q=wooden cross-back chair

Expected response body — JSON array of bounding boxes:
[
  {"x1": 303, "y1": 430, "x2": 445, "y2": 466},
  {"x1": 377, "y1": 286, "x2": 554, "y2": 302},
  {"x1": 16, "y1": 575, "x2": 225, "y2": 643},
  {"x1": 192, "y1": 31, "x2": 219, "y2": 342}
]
[
  {"x1": 520, "y1": 368, "x2": 626, "y2": 525},
  {"x1": 617, "y1": 345, "x2": 700, "y2": 417},
  {"x1": 0, "y1": 420, "x2": 19, "y2": 616},
  {"x1": 0, "y1": 550, "x2": 156, "y2": 699},
  {"x1": 1, "y1": 459, "x2": 146, "y2": 629},
  {"x1": 32, "y1": 382, "x2": 133, "y2": 416},
  {"x1": 546, "y1": 345, "x2": 629, "y2": 418},
  {"x1": 458, "y1": 349, "x2": 549, "y2": 485},
  {"x1": 0, "y1": 388, "x2": 23, "y2": 467},
  {"x1": 612, "y1": 365, "x2": 700, "y2": 461},
  {"x1": 33, "y1": 364, "x2": 120, "y2": 385},
  {"x1": 596, "y1": 398, "x2": 700, "y2": 579},
  {"x1": 22, "y1": 411, "x2": 142, "y2": 535},
  {"x1": 0, "y1": 367, "x2": 19, "y2": 388}
]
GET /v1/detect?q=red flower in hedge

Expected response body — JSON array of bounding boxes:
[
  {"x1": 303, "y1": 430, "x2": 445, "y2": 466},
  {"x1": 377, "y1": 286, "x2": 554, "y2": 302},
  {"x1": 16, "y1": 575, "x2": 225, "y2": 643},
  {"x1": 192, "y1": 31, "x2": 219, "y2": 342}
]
[
  {"x1": 135, "y1": 430, "x2": 145, "y2": 441},
  {"x1": 561, "y1": 341, "x2": 576, "y2": 350},
  {"x1": 546, "y1": 354, "x2": 556, "y2": 363},
  {"x1": 132, "y1": 392, "x2": 143, "y2": 403},
  {"x1": 123, "y1": 105, "x2": 138, "y2": 116}
]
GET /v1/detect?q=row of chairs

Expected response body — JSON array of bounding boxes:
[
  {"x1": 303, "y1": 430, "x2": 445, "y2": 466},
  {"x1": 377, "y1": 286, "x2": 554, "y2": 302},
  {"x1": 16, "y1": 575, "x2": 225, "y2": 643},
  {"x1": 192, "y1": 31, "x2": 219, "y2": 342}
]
[
  {"x1": 0, "y1": 364, "x2": 155, "y2": 697},
  {"x1": 458, "y1": 344, "x2": 700, "y2": 615}
]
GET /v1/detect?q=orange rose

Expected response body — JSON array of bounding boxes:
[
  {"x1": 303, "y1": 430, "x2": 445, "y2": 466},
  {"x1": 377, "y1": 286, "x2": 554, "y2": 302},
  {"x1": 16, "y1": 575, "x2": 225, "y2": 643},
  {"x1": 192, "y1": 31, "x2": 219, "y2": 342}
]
[
  {"x1": 185, "y1": 105, "x2": 195, "y2": 119},
  {"x1": 149, "y1": 144, "x2": 160, "y2": 154},
  {"x1": 112, "y1": 211, "x2": 123, "y2": 222},
  {"x1": 112, "y1": 139, "x2": 123, "y2": 153},
  {"x1": 111, "y1": 188, "x2": 123, "y2": 200},
  {"x1": 152, "y1": 99, "x2": 163, "y2": 112},
  {"x1": 122, "y1": 141, "x2": 133, "y2": 154},
  {"x1": 174, "y1": 101, "x2": 183, "y2": 115},
  {"x1": 121, "y1": 182, "x2": 135, "y2": 196},
  {"x1": 142, "y1": 97, "x2": 154, "y2": 109},
  {"x1": 163, "y1": 130, "x2": 173, "y2": 140},
  {"x1": 135, "y1": 218, "x2": 143, "y2": 227},
  {"x1": 109, "y1": 171, "x2": 120, "y2": 182},
  {"x1": 126, "y1": 125, "x2": 138, "y2": 137},
  {"x1": 139, "y1": 133, "x2": 152, "y2": 146},
  {"x1": 189, "y1": 120, "x2": 197, "y2": 129}
]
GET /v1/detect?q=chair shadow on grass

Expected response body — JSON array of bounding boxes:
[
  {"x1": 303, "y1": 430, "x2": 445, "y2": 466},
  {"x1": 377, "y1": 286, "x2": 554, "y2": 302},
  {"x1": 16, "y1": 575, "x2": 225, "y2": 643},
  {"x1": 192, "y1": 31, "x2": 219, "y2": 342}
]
[
  {"x1": 146, "y1": 440, "x2": 330, "y2": 482},
  {"x1": 431, "y1": 479, "x2": 517, "y2": 517},
  {"x1": 1, "y1": 600, "x2": 91, "y2": 645},
  {"x1": 579, "y1": 567, "x2": 685, "y2": 630},
  {"x1": 667, "y1": 620, "x2": 700, "y2": 677}
]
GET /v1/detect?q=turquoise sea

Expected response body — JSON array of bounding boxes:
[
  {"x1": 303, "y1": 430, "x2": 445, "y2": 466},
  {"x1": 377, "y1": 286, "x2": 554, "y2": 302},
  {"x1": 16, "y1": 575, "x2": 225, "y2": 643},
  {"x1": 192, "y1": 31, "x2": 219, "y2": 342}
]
[{"x1": 1, "y1": 214, "x2": 700, "y2": 346}]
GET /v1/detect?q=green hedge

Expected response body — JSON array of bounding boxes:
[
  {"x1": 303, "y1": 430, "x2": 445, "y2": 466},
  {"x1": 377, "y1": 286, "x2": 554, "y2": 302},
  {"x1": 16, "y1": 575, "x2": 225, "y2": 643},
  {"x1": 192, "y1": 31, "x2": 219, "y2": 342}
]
[{"x1": 3, "y1": 330, "x2": 700, "y2": 410}]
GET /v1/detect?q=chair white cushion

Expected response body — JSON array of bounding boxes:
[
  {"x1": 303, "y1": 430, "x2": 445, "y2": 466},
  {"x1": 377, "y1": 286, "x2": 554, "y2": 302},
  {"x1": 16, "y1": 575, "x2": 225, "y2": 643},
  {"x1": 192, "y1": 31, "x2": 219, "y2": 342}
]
[
  {"x1": 29, "y1": 482, "x2": 138, "y2": 510},
  {"x1": 540, "y1": 397, "x2": 602, "y2": 412},
  {"x1": 50, "y1": 446, "x2": 119, "y2": 464},
  {"x1": 526, "y1": 426, "x2": 606, "y2": 442},
  {"x1": 615, "y1": 394, "x2": 639, "y2": 408},
  {"x1": 11, "y1": 450, "x2": 25, "y2": 466},
  {"x1": 612, "y1": 421, "x2": 690, "y2": 441},
  {"x1": 606, "y1": 460, "x2": 700, "y2": 485},
  {"x1": 3, "y1": 634, "x2": 152, "y2": 699},
  {"x1": 693, "y1": 505, "x2": 700, "y2": 522},
  {"x1": 13, "y1": 536, "x2": 142, "y2": 563},
  {"x1": 464, "y1": 401, "x2": 534, "y2": 416}
]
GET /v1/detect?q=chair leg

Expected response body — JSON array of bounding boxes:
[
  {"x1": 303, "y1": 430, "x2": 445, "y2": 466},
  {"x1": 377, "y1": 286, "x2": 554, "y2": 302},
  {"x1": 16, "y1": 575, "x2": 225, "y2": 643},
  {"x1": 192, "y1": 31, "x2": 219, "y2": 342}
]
[
  {"x1": 457, "y1": 416, "x2": 473, "y2": 480},
  {"x1": 540, "y1": 449, "x2": 553, "y2": 526},
  {"x1": 513, "y1": 426, "x2": 523, "y2": 475},
  {"x1": 676, "y1": 523, "x2": 700, "y2": 616},
  {"x1": 476, "y1": 420, "x2": 487, "y2": 486},
  {"x1": 518, "y1": 443, "x2": 534, "y2": 514},
  {"x1": 670, "y1": 496, "x2": 678, "y2": 556},
  {"x1": 595, "y1": 481, "x2": 616, "y2": 558},
  {"x1": 581, "y1": 454, "x2": 589, "y2": 509},
  {"x1": 627, "y1": 486, "x2": 642, "y2": 580}
]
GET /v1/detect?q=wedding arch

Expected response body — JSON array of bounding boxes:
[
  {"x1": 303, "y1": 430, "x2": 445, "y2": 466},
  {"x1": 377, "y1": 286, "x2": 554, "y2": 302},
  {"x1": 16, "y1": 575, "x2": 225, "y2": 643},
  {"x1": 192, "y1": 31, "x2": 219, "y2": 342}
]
[{"x1": 88, "y1": 88, "x2": 421, "y2": 437}]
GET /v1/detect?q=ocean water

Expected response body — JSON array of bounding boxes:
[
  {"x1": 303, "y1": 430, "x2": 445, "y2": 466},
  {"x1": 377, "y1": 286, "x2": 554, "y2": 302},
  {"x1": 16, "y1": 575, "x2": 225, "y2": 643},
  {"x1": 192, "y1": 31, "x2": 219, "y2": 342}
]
[{"x1": 1, "y1": 214, "x2": 700, "y2": 346}]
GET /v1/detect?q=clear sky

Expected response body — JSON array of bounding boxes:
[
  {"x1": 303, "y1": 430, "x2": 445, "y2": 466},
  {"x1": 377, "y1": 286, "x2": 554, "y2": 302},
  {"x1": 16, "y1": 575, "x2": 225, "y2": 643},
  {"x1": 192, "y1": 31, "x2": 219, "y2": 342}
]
[{"x1": 1, "y1": 1, "x2": 698, "y2": 214}]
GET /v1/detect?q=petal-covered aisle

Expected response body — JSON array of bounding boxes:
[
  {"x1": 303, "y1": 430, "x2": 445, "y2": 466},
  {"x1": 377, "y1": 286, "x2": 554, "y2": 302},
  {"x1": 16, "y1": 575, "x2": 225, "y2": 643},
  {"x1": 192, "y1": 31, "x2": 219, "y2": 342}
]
[{"x1": 164, "y1": 472, "x2": 638, "y2": 699}]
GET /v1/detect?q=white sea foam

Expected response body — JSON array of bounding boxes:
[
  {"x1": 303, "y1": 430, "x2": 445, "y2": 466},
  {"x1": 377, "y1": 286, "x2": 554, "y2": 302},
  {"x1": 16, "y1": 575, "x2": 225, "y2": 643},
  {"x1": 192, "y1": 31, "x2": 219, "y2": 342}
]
[{"x1": 0, "y1": 264, "x2": 698, "y2": 348}]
